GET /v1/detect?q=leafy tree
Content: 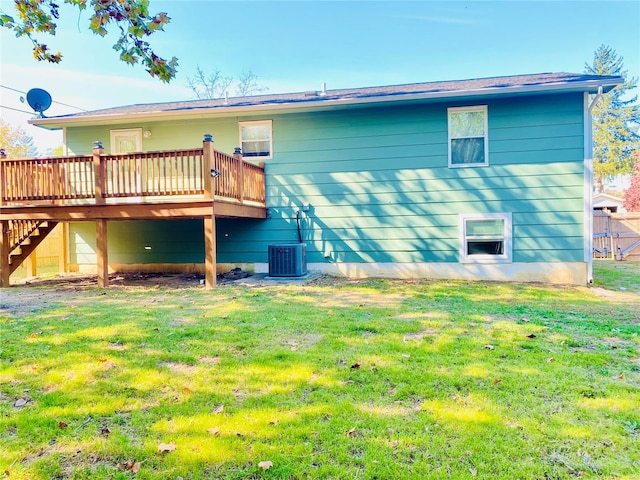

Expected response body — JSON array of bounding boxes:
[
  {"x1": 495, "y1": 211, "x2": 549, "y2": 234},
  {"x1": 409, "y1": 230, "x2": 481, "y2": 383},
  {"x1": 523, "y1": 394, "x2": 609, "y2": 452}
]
[
  {"x1": 0, "y1": 119, "x2": 38, "y2": 158},
  {"x1": 0, "y1": 0, "x2": 177, "y2": 82},
  {"x1": 187, "y1": 66, "x2": 267, "y2": 100},
  {"x1": 585, "y1": 45, "x2": 640, "y2": 192},
  {"x1": 623, "y1": 153, "x2": 640, "y2": 212},
  {"x1": 50, "y1": 145, "x2": 65, "y2": 157}
]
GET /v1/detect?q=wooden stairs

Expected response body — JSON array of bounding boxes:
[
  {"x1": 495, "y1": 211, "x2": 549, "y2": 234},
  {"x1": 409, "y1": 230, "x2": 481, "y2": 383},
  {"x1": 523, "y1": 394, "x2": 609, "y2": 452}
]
[{"x1": 7, "y1": 220, "x2": 58, "y2": 275}]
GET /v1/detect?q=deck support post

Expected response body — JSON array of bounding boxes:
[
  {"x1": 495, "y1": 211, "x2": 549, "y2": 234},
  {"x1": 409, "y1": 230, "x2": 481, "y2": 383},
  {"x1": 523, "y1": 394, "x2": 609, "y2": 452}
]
[
  {"x1": 93, "y1": 141, "x2": 109, "y2": 287},
  {"x1": 59, "y1": 223, "x2": 68, "y2": 274},
  {"x1": 204, "y1": 215, "x2": 216, "y2": 289},
  {"x1": 0, "y1": 220, "x2": 9, "y2": 287},
  {"x1": 96, "y1": 219, "x2": 109, "y2": 288},
  {"x1": 203, "y1": 134, "x2": 217, "y2": 289}
]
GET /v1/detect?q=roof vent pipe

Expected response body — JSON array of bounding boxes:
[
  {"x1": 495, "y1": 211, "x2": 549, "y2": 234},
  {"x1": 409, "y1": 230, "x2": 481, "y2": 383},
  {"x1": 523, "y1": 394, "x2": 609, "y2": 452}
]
[
  {"x1": 320, "y1": 82, "x2": 327, "y2": 96},
  {"x1": 224, "y1": 91, "x2": 229, "y2": 105}
]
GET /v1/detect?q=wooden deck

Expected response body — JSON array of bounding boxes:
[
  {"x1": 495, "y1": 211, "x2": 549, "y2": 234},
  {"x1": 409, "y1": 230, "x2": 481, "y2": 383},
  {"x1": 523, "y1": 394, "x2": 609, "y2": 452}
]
[{"x1": 0, "y1": 137, "x2": 266, "y2": 288}]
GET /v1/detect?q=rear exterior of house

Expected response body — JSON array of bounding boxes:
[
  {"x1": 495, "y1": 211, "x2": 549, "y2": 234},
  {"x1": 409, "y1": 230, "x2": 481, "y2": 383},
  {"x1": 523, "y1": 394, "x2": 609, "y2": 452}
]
[{"x1": 28, "y1": 73, "x2": 623, "y2": 284}]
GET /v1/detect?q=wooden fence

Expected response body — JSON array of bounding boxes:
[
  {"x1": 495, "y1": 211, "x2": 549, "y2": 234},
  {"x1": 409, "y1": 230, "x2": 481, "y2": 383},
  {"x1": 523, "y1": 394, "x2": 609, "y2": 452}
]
[{"x1": 593, "y1": 210, "x2": 640, "y2": 261}]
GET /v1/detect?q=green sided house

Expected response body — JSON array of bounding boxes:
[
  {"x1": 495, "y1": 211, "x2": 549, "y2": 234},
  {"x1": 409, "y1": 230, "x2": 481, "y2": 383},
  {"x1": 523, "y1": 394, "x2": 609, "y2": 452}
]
[{"x1": 0, "y1": 72, "x2": 622, "y2": 287}]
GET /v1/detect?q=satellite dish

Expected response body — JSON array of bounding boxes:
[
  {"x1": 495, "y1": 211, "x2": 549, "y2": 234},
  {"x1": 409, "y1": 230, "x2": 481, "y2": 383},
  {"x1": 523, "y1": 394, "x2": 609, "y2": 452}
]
[{"x1": 26, "y1": 88, "x2": 52, "y2": 117}]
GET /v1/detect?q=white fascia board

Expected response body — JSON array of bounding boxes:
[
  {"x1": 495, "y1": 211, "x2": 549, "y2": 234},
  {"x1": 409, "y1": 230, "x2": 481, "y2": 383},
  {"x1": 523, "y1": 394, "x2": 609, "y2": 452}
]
[{"x1": 30, "y1": 78, "x2": 623, "y2": 130}]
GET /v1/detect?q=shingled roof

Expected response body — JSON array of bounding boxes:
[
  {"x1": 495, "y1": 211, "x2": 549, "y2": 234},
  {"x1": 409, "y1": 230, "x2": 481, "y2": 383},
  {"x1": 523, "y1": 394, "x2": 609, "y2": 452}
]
[{"x1": 31, "y1": 72, "x2": 623, "y2": 127}]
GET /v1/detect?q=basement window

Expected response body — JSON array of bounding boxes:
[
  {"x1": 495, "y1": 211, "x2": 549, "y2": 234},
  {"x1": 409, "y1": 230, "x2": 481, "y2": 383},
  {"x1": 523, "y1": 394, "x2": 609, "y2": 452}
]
[
  {"x1": 448, "y1": 106, "x2": 488, "y2": 167},
  {"x1": 459, "y1": 213, "x2": 512, "y2": 263},
  {"x1": 239, "y1": 120, "x2": 272, "y2": 159}
]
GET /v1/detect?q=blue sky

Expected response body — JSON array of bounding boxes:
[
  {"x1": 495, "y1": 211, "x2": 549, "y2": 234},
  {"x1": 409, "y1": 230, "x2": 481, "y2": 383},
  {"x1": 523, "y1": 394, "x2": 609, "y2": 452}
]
[{"x1": 1, "y1": 0, "x2": 639, "y2": 152}]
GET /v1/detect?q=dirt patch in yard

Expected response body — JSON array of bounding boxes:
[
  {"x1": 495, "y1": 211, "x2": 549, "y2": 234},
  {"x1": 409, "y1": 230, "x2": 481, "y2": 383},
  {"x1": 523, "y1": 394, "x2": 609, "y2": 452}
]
[
  {"x1": 588, "y1": 286, "x2": 640, "y2": 304},
  {"x1": 0, "y1": 271, "x2": 330, "y2": 317},
  {"x1": 0, "y1": 273, "x2": 204, "y2": 317}
]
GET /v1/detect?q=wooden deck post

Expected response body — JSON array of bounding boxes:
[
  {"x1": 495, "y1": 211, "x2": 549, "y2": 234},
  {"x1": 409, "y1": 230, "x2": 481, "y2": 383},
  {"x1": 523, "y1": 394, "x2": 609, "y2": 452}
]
[
  {"x1": 233, "y1": 147, "x2": 244, "y2": 202},
  {"x1": 96, "y1": 219, "x2": 109, "y2": 288},
  {"x1": 93, "y1": 141, "x2": 109, "y2": 287},
  {"x1": 0, "y1": 148, "x2": 6, "y2": 208},
  {"x1": 93, "y1": 141, "x2": 106, "y2": 205},
  {"x1": 204, "y1": 216, "x2": 216, "y2": 289},
  {"x1": 0, "y1": 220, "x2": 9, "y2": 287},
  {"x1": 203, "y1": 134, "x2": 217, "y2": 289},
  {"x1": 59, "y1": 223, "x2": 68, "y2": 274},
  {"x1": 203, "y1": 134, "x2": 216, "y2": 200},
  {"x1": 0, "y1": 151, "x2": 7, "y2": 287}
]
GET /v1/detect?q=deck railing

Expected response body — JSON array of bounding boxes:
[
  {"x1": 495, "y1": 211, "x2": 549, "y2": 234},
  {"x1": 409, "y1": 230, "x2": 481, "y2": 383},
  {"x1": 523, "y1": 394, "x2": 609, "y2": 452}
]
[
  {"x1": 0, "y1": 140, "x2": 265, "y2": 207},
  {"x1": 1, "y1": 155, "x2": 94, "y2": 202},
  {"x1": 105, "y1": 148, "x2": 205, "y2": 198},
  {"x1": 8, "y1": 219, "x2": 43, "y2": 252}
]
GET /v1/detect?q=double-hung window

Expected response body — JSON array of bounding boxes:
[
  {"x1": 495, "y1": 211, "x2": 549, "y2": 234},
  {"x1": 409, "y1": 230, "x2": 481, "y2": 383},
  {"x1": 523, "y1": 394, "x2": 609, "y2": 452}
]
[
  {"x1": 239, "y1": 120, "x2": 272, "y2": 160},
  {"x1": 459, "y1": 213, "x2": 512, "y2": 263},
  {"x1": 448, "y1": 106, "x2": 488, "y2": 167}
]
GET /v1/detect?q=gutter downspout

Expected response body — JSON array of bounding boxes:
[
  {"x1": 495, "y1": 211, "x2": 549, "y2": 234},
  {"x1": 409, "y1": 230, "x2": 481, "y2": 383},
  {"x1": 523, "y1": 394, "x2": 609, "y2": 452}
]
[{"x1": 585, "y1": 86, "x2": 603, "y2": 284}]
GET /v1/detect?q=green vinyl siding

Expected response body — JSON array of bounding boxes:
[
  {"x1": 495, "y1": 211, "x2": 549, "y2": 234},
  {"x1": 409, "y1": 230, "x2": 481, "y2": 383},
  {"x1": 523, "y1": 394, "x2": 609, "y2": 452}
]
[
  {"x1": 66, "y1": 119, "x2": 240, "y2": 156},
  {"x1": 70, "y1": 220, "x2": 204, "y2": 265},
  {"x1": 66, "y1": 92, "x2": 586, "y2": 269}
]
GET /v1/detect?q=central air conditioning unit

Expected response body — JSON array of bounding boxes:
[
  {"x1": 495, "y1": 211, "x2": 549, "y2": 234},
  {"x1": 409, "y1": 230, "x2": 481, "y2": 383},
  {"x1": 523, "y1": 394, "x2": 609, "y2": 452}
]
[{"x1": 268, "y1": 243, "x2": 307, "y2": 277}]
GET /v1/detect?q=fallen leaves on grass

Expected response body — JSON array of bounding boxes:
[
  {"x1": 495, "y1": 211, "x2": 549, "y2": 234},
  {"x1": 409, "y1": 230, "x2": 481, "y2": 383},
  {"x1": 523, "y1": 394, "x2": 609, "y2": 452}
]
[
  {"x1": 206, "y1": 427, "x2": 221, "y2": 436},
  {"x1": 484, "y1": 344, "x2": 495, "y2": 350},
  {"x1": 58, "y1": 421, "x2": 68, "y2": 429},
  {"x1": 213, "y1": 405, "x2": 224, "y2": 414},
  {"x1": 14, "y1": 398, "x2": 29, "y2": 408},
  {"x1": 123, "y1": 460, "x2": 141, "y2": 473},
  {"x1": 347, "y1": 427, "x2": 357, "y2": 437},
  {"x1": 258, "y1": 461, "x2": 273, "y2": 471},
  {"x1": 526, "y1": 334, "x2": 537, "y2": 339},
  {"x1": 157, "y1": 443, "x2": 176, "y2": 453},
  {"x1": 350, "y1": 363, "x2": 361, "y2": 369}
]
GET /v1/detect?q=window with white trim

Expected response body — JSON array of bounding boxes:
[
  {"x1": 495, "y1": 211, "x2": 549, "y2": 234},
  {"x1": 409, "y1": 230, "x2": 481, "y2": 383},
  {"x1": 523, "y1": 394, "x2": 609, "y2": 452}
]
[
  {"x1": 239, "y1": 120, "x2": 272, "y2": 159},
  {"x1": 110, "y1": 128, "x2": 142, "y2": 154},
  {"x1": 448, "y1": 106, "x2": 488, "y2": 167},
  {"x1": 459, "y1": 213, "x2": 512, "y2": 263}
]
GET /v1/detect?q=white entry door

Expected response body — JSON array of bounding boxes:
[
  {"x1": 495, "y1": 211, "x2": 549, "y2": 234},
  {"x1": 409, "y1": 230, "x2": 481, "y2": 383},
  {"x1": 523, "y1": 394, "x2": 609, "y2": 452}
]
[{"x1": 110, "y1": 128, "x2": 143, "y2": 194}]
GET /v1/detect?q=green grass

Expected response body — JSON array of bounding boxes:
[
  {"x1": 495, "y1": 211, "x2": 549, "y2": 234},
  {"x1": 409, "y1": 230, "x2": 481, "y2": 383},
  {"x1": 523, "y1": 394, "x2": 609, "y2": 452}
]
[
  {"x1": 593, "y1": 261, "x2": 640, "y2": 293},
  {"x1": 1, "y1": 275, "x2": 639, "y2": 479}
]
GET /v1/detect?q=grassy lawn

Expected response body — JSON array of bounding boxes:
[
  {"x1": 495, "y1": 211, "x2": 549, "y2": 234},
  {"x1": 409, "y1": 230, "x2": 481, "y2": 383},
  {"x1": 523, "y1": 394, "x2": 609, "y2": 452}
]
[
  {"x1": 1, "y1": 272, "x2": 639, "y2": 479},
  {"x1": 593, "y1": 261, "x2": 640, "y2": 293}
]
